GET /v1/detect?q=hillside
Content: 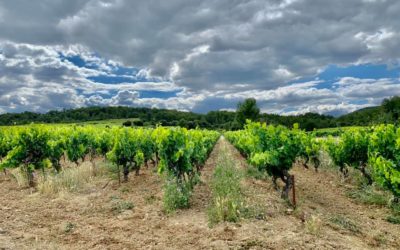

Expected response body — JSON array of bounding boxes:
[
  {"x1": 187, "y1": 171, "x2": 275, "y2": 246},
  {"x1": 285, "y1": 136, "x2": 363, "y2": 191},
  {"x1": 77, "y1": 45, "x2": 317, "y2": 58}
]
[
  {"x1": 336, "y1": 106, "x2": 384, "y2": 126},
  {"x1": 0, "y1": 104, "x2": 392, "y2": 130}
]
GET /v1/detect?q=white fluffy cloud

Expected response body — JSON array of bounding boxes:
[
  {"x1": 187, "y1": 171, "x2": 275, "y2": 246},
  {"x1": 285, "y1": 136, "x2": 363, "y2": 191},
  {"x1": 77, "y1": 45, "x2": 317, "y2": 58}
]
[{"x1": 0, "y1": 0, "x2": 400, "y2": 115}]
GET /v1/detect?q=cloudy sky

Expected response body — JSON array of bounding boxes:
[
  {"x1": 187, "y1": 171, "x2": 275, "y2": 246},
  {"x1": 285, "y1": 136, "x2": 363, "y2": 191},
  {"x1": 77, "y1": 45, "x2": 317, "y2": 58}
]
[{"x1": 0, "y1": 0, "x2": 400, "y2": 116}]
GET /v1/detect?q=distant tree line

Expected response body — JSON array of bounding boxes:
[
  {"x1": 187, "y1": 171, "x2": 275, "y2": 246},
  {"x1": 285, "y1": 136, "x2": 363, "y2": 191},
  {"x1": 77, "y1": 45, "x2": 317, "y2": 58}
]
[{"x1": 1, "y1": 96, "x2": 399, "y2": 130}]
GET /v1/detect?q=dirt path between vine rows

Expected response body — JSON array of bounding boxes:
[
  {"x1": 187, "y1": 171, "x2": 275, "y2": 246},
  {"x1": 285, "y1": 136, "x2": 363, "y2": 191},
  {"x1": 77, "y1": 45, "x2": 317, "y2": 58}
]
[{"x1": 0, "y1": 137, "x2": 399, "y2": 249}]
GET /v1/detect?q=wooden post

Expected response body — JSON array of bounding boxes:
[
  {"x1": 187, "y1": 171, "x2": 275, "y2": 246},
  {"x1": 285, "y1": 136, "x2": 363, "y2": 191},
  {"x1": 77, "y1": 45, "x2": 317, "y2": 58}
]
[{"x1": 291, "y1": 175, "x2": 296, "y2": 208}]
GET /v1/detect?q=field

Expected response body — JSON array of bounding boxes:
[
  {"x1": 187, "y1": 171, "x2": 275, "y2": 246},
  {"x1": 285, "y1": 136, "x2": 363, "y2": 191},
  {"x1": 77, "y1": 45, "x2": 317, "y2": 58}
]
[
  {"x1": 78, "y1": 119, "x2": 142, "y2": 127},
  {"x1": 313, "y1": 126, "x2": 366, "y2": 137},
  {"x1": 1, "y1": 123, "x2": 400, "y2": 249}
]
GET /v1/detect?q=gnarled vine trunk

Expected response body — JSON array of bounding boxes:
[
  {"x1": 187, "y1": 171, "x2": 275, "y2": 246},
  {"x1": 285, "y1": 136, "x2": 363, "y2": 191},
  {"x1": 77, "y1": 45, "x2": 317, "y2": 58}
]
[
  {"x1": 123, "y1": 163, "x2": 129, "y2": 182},
  {"x1": 359, "y1": 163, "x2": 373, "y2": 185}
]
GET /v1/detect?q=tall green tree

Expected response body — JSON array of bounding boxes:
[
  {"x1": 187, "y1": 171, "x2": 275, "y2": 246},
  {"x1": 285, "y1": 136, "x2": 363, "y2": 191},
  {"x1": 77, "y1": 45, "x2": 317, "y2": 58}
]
[
  {"x1": 235, "y1": 98, "x2": 260, "y2": 128},
  {"x1": 382, "y1": 96, "x2": 400, "y2": 123}
]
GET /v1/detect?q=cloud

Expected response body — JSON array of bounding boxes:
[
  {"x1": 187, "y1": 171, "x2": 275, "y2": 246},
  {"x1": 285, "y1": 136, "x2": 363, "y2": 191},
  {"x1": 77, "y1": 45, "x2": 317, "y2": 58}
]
[
  {"x1": 0, "y1": 0, "x2": 400, "y2": 115},
  {"x1": 0, "y1": 42, "x2": 186, "y2": 113}
]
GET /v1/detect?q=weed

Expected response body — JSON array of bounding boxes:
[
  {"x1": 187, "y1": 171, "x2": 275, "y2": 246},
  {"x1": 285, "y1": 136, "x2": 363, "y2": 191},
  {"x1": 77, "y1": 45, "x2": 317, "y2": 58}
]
[
  {"x1": 145, "y1": 194, "x2": 157, "y2": 204},
  {"x1": 389, "y1": 201, "x2": 400, "y2": 214},
  {"x1": 305, "y1": 214, "x2": 322, "y2": 235},
  {"x1": 37, "y1": 162, "x2": 108, "y2": 195},
  {"x1": 329, "y1": 214, "x2": 361, "y2": 234},
  {"x1": 372, "y1": 233, "x2": 387, "y2": 246},
  {"x1": 119, "y1": 186, "x2": 130, "y2": 193},
  {"x1": 163, "y1": 178, "x2": 191, "y2": 213},
  {"x1": 240, "y1": 202, "x2": 267, "y2": 221},
  {"x1": 110, "y1": 197, "x2": 134, "y2": 214},
  {"x1": 347, "y1": 185, "x2": 391, "y2": 206},
  {"x1": 106, "y1": 162, "x2": 121, "y2": 180},
  {"x1": 246, "y1": 165, "x2": 268, "y2": 180},
  {"x1": 64, "y1": 222, "x2": 75, "y2": 233},
  {"x1": 208, "y1": 146, "x2": 245, "y2": 226},
  {"x1": 10, "y1": 168, "x2": 29, "y2": 187},
  {"x1": 386, "y1": 215, "x2": 400, "y2": 224},
  {"x1": 240, "y1": 239, "x2": 265, "y2": 249}
]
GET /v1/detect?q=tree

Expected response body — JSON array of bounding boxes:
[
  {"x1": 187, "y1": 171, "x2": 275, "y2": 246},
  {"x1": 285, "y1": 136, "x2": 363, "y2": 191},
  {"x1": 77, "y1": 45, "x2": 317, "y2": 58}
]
[
  {"x1": 132, "y1": 119, "x2": 144, "y2": 126},
  {"x1": 235, "y1": 98, "x2": 260, "y2": 128},
  {"x1": 122, "y1": 120, "x2": 132, "y2": 127},
  {"x1": 382, "y1": 96, "x2": 400, "y2": 123}
]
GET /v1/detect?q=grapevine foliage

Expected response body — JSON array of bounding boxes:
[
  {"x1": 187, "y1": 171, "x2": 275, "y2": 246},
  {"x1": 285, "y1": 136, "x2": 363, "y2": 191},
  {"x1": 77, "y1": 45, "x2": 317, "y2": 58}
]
[
  {"x1": 1, "y1": 126, "x2": 51, "y2": 186},
  {"x1": 225, "y1": 121, "x2": 305, "y2": 198},
  {"x1": 368, "y1": 125, "x2": 400, "y2": 198}
]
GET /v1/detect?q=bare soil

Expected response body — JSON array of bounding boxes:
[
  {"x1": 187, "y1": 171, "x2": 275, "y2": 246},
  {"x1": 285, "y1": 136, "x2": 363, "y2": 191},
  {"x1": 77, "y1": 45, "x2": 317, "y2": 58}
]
[{"x1": 1, "y1": 137, "x2": 399, "y2": 249}]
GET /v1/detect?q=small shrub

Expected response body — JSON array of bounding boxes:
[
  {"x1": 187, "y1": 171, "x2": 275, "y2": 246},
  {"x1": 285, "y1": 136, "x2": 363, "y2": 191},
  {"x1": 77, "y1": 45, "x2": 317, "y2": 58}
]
[
  {"x1": 132, "y1": 119, "x2": 144, "y2": 126},
  {"x1": 163, "y1": 178, "x2": 191, "y2": 213},
  {"x1": 122, "y1": 120, "x2": 132, "y2": 127}
]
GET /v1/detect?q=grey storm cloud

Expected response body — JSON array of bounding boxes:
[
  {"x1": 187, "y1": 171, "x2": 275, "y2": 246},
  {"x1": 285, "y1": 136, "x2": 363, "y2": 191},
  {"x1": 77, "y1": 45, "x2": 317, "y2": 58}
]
[{"x1": 0, "y1": 0, "x2": 400, "y2": 115}]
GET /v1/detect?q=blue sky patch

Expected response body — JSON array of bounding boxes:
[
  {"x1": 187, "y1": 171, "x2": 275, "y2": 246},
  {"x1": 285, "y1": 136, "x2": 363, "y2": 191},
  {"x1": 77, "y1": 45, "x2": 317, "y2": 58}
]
[
  {"x1": 59, "y1": 52, "x2": 161, "y2": 84},
  {"x1": 139, "y1": 90, "x2": 179, "y2": 99},
  {"x1": 294, "y1": 63, "x2": 400, "y2": 90},
  {"x1": 60, "y1": 54, "x2": 87, "y2": 68},
  {"x1": 87, "y1": 75, "x2": 136, "y2": 84},
  {"x1": 318, "y1": 64, "x2": 400, "y2": 81},
  {"x1": 350, "y1": 99, "x2": 369, "y2": 105}
]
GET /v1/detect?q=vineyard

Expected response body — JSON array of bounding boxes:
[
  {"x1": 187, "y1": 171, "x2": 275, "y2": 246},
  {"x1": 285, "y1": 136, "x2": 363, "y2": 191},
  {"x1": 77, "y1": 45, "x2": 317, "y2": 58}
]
[
  {"x1": 1, "y1": 122, "x2": 400, "y2": 249},
  {"x1": 226, "y1": 122, "x2": 400, "y2": 202}
]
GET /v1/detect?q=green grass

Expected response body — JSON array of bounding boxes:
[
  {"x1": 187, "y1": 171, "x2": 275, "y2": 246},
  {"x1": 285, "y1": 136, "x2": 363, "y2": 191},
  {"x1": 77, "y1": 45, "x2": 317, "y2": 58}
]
[
  {"x1": 207, "y1": 145, "x2": 245, "y2": 226},
  {"x1": 3, "y1": 118, "x2": 143, "y2": 128},
  {"x1": 246, "y1": 165, "x2": 269, "y2": 180},
  {"x1": 109, "y1": 196, "x2": 135, "y2": 214},
  {"x1": 386, "y1": 215, "x2": 400, "y2": 224},
  {"x1": 77, "y1": 118, "x2": 141, "y2": 127},
  {"x1": 347, "y1": 185, "x2": 391, "y2": 206}
]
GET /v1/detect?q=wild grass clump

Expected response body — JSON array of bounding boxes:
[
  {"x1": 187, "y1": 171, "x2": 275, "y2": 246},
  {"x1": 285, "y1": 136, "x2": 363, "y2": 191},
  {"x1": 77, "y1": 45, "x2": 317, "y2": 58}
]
[
  {"x1": 37, "y1": 162, "x2": 108, "y2": 195},
  {"x1": 329, "y1": 214, "x2": 361, "y2": 234},
  {"x1": 318, "y1": 151, "x2": 337, "y2": 170},
  {"x1": 163, "y1": 177, "x2": 192, "y2": 213},
  {"x1": 109, "y1": 196, "x2": 135, "y2": 214},
  {"x1": 246, "y1": 165, "x2": 268, "y2": 180},
  {"x1": 10, "y1": 168, "x2": 29, "y2": 187},
  {"x1": 347, "y1": 185, "x2": 391, "y2": 206},
  {"x1": 386, "y1": 214, "x2": 400, "y2": 224},
  {"x1": 208, "y1": 146, "x2": 244, "y2": 226},
  {"x1": 305, "y1": 214, "x2": 323, "y2": 235}
]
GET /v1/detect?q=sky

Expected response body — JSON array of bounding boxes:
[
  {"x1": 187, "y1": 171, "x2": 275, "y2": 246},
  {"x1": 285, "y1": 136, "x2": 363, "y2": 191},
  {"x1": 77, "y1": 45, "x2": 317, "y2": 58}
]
[{"x1": 0, "y1": 0, "x2": 400, "y2": 116}]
